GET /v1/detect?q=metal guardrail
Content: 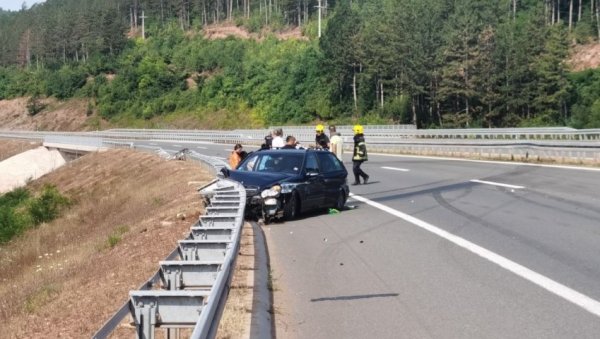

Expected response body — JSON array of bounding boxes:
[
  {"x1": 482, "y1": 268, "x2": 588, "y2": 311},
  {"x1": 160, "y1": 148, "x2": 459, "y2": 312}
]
[
  {"x1": 92, "y1": 150, "x2": 245, "y2": 339},
  {"x1": 1, "y1": 127, "x2": 600, "y2": 165}
]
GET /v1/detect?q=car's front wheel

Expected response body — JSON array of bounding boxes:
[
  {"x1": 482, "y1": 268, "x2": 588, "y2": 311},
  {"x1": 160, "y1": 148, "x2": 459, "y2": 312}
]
[
  {"x1": 334, "y1": 190, "x2": 346, "y2": 211},
  {"x1": 283, "y1": 192, "x2": 299, "y2": 221}
]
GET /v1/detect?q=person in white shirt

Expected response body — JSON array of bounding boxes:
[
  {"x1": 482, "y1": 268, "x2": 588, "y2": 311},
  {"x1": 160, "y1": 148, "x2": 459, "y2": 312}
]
[
  {"x1": 271, "y1": 128, "x2": 285, "y2": 149},
  {"x1": 329, "y1": 125, "x2": 343, "y2": 162}
]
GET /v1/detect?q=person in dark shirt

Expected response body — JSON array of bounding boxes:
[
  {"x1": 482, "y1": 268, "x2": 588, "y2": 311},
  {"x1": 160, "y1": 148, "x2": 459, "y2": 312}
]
[
  {"x1": 261, "y1": 133, "x2": 273, "y2": 150},
  {"x1": 315, "y1": 124, "x2": 330, "y2": 150},
  {"x1": 282, "y1": 135, "x2": 298, "y2": 149},
  {"x1": 352, "y1": 124, "x2": 369, "y2": 185}
]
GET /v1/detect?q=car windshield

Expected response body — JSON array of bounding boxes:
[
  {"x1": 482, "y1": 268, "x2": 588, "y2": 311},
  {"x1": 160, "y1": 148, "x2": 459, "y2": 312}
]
[{"x1": 238, "y1": 153, "x2": 304, "y2": 174}]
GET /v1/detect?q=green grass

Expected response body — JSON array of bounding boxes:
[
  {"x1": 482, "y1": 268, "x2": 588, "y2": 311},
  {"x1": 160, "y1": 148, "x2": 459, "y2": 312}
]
[
  {"x1": 105, "y1": 225, "x2": 130, "y2": 249},
  {"x1": 0, "y1": 185, "x2": 70, "y2": 244},
  {"x1": 24, "y1": 284, "x2": 62, "y2": 313}
]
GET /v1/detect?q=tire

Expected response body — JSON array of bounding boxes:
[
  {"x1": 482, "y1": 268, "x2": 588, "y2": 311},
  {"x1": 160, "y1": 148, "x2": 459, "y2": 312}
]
[
  {"x1": 283, "y1": 192, "x2": 299, "y2": 221},
  {"x1": 334, "y1": 190, "x2": 346, "y2": 211}
]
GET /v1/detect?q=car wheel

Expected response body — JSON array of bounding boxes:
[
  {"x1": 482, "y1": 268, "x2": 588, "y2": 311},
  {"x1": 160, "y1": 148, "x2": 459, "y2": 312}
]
[
  {"x1": 283, "y1": 192, "x2": 299, "y2": 221},
  {"x1": 334, "y1": 190, "x2": 346, "y2": 211}
]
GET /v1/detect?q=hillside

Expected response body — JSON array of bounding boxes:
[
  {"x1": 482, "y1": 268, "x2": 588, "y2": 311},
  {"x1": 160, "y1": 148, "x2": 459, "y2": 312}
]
[
  {"x1": 0, "y1": 139, "x2": 41, "y2": 160},
  {"x1": 568, "y1": 43, "x2": 600, "y2": 71},
  {"x1": 2, "y1": 0, "x2": 600, "y2": 129},
  {"x1": 0, "y1": 149, "x2": 212, "y2": 337}
]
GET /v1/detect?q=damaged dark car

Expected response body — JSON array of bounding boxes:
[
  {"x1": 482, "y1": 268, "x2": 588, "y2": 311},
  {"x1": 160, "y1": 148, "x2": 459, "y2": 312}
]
[{"x1": 220, "y1": 148, "x2": 349, "y2": 223}]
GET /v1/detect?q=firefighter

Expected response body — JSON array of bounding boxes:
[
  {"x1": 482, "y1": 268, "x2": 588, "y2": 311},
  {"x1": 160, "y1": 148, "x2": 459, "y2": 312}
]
[
  {"x1": 315, "y1": 124, "x2": 330, "y2": 150},
  {"x1": 352, "y1": 124, "x2": 369, "y2": 185}
]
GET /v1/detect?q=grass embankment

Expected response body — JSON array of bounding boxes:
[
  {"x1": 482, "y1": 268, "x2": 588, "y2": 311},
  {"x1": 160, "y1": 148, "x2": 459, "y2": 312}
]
[{"x1": 0, "y1": 149, "x2": 212, "y2": 337}]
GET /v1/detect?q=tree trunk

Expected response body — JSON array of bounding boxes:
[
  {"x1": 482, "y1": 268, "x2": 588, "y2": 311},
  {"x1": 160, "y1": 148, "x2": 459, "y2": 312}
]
[
  {"x1": 161, "y1": 0, "x2": 165, "y2": 24},
  {"x1": 380, "y1": 81, "x2": 384, "y2": 108},
  {"x1": 578, "y1": 0, "x2": 582, "y2": 22},
  {"x1": 352, "y1": 70, "x2": 358, "y2": 111},
  {"x1": 597, "y1": 0, "x2": 600, "y2": 40},
  {"x1": 412, "y1": 97, "x2": 417, "y2": 125},
  {"x1": 569, "y1": 0, "x2": 573, "y2": 32},
  {"x1": 513, "y1": 0, "x2": 517, "y2": 21}
]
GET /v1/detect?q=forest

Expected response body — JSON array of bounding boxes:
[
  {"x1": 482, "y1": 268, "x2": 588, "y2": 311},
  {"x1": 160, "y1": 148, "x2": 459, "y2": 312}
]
[{"x1": 1, "y1": 0, "x2": 600, "y2": 128}]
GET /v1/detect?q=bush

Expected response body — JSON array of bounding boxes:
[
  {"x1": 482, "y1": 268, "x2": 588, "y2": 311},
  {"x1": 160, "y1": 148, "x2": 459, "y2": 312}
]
[
  {"x1": 28, "y1": 185, "x2": 70, "y2": 225},
  {"x1": 27, "y1": 95, "x2": 46, "y2": 116}
]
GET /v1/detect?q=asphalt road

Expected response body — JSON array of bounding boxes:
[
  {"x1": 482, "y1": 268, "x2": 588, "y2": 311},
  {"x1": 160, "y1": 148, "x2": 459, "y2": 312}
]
[{"x1": 137, "y1": 140, "x2": 600, "y2": 338}]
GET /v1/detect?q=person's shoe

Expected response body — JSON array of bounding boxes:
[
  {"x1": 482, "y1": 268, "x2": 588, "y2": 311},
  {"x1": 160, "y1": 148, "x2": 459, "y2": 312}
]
[
  {"x1": 363, "y1": 176, "x2": 369, "y2": 184},
  {"x1": 351, "y1": 181, "x2": 361, "y2": 186}
]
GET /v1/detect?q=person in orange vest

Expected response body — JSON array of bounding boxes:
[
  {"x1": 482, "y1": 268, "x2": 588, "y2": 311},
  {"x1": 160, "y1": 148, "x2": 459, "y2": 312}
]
[{"x1": 229, "y1": 143, "x2": 244, "y2": 169}]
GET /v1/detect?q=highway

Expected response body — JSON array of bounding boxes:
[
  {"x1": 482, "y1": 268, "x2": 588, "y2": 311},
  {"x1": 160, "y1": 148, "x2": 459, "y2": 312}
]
[{"x1": 137, "y1": 140, "x2": 600, "y2": 338}]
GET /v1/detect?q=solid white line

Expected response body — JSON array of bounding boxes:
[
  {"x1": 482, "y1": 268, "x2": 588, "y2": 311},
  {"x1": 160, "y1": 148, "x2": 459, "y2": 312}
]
[
  {"x1": 369, "y1": 152, "x2": 600, "y2": 172},
  {"x1": 349, "y1": 193, "x2": 600, "y2": 318},
  {"x1": 196, "y1": 146, "x2": 207, "y2": 149},
  {"x1": 470, "y1": 179, "x2": 525, "y2": 189},
  {"x1": 382, "y1": 166, "x2": 410, "y2": 172},
  {"x1": 174, "y1": 144, "x2": 182, "y2": 147}
]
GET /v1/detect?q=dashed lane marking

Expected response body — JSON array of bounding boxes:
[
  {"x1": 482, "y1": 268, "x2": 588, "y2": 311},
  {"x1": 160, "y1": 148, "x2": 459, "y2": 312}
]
[
  {"x1": 381, "y1": 166, "x2": 410, "y2": 172},
  {"x1": 470, "y1": 179, "x2": 525, "y2": 189}
]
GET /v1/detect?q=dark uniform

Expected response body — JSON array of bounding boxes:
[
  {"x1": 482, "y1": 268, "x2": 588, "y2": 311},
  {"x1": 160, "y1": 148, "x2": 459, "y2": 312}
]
[
  {"x1": 315, "y1": 133, "x2": 330, "y2": 150},
  {"x1": 352, "y1": 133, "x2": 369, "y2": 185}
]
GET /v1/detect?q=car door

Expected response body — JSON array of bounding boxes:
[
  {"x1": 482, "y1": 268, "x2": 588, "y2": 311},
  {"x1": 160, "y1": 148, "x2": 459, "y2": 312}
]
[
  {"x1": 301, "y1": 152, "x2": 325, "y2": 211},
  {"x1": 316, "y1": 152, "x2": 347, "y2": 206}
]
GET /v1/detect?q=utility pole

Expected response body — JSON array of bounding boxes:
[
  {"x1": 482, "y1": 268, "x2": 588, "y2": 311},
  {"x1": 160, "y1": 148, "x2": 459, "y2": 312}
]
[
  {"x1": 316, "y1": 0, "x2": 326, "y2": 38},
  {"x1": 141, "y1": 11, "x2": 147, "y2": 40}
]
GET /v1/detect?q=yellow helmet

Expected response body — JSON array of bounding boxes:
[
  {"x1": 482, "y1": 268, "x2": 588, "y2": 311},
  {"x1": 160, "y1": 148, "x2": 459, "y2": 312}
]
[
  {"x1": 315, "y1": 124, "x2": 325, "y2": 132},
  {"x1": 353, "y1": 124, "x2": 364, "y2": 134}
]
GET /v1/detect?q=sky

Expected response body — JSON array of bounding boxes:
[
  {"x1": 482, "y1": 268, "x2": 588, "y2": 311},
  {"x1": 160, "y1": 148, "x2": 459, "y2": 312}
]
[{"x1": 0, "y1": 0, "x2": 46, "y2": 11}]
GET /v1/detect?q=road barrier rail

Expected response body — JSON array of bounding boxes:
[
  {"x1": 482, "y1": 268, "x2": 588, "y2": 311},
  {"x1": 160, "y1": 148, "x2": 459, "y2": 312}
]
[
  {"x1": 1, "y1": 127, "x2": 599, "y2": 165},
  {"x1": 93, "y1": 151, "x2": 245, "y2": 339}
]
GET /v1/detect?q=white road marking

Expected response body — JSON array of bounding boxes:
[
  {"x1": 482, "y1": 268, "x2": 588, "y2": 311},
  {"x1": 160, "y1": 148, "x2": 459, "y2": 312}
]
[
  {"x1": 349, "y1": 193, "x2": 600, "y2": 318},
  {"x1": 149, "y1": 143, "x2": 158, "y2": 146},
  {"x1": 174, "y1": 144, "x2": 182, "y2": 147},
  {"x1": 369, "y1": 153, "x2": 600, "y2": 172},
  {"x1": 196, "y1": 146, "x2": 207, "y2": 149},
  {"x1": 215, "y1": 157, "x2": 227, "y2": 160},
  {"x1": 382, "y1": 166, "x2": 410, "y2": 172},
  {"x1": 470, "y1": 179, "x2": 524, "y2": 189}
]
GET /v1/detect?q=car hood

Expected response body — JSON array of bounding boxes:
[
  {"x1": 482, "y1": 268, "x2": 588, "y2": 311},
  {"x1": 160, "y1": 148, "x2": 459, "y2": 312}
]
[{"x1": 227, "y1": 171, "x2": 295, "y2": 190}]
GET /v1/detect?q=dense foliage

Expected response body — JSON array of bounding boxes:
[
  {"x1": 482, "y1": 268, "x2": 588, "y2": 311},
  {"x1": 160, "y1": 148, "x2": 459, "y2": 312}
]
[
  {"x1": 1, "y1": 0, "x2": 600, "y2": 128},
  {"x1": 0, "y1": 185, "x2": 70, "y2": 243}
]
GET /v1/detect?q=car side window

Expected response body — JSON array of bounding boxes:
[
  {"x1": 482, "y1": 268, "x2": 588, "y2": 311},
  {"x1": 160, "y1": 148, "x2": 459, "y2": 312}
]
[
  {"x1": 317, "y1": 152, "x2": 343, "y2": 173},
  {"x1": 305, "y1": 153, "x2": 319, "y2": 173},
  {"x1": 239, "y1": 153, "x2": 258, "y2": 172},
  {"x1": 256, "y1": 155, "x2": 276, "y2": 172}
]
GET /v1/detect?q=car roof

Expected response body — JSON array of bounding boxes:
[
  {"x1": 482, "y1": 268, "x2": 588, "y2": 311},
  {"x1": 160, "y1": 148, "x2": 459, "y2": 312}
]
[{"x1": 254, "y1": 148, "x2": 329, "y2": 155}]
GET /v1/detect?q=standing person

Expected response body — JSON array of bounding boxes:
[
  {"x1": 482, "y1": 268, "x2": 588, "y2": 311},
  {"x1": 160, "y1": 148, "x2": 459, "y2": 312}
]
[
  {"x1": 329, "y1": 125, "x2": 343, "y2": 162},
  {"x1": 282, "y1": 135, "x2": 297, "y2": 149},
  {"x1": 315, "y1": 124, "x2": 330, "y2": 150},
  {"x1": 229, "y1": 143, "x2": 244, "y2": 169},
  {"x1": 272, "y1": 128, "x2": 285, "y2": 149},
  {"x1": 261, "y1": 132, "x2": 273, "y2": 150},
  {"x1": 352, "y1": 124, "x2": 369, "y2": 185}
]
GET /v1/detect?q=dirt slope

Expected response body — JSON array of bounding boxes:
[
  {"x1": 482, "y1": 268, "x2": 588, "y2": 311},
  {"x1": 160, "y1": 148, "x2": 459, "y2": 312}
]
[
  {"x1": 0, "y1": 98, "x2": 100, "y2": 131},
  {"x1": 567, "y1": 43, "x2": 600, "y2": 71},
  {"x1": 0, "y1": 139, "x2": 41, "y2": 161},
  {"x1": 0, "y1": 149, "x2": 213, "y2": 338}
]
